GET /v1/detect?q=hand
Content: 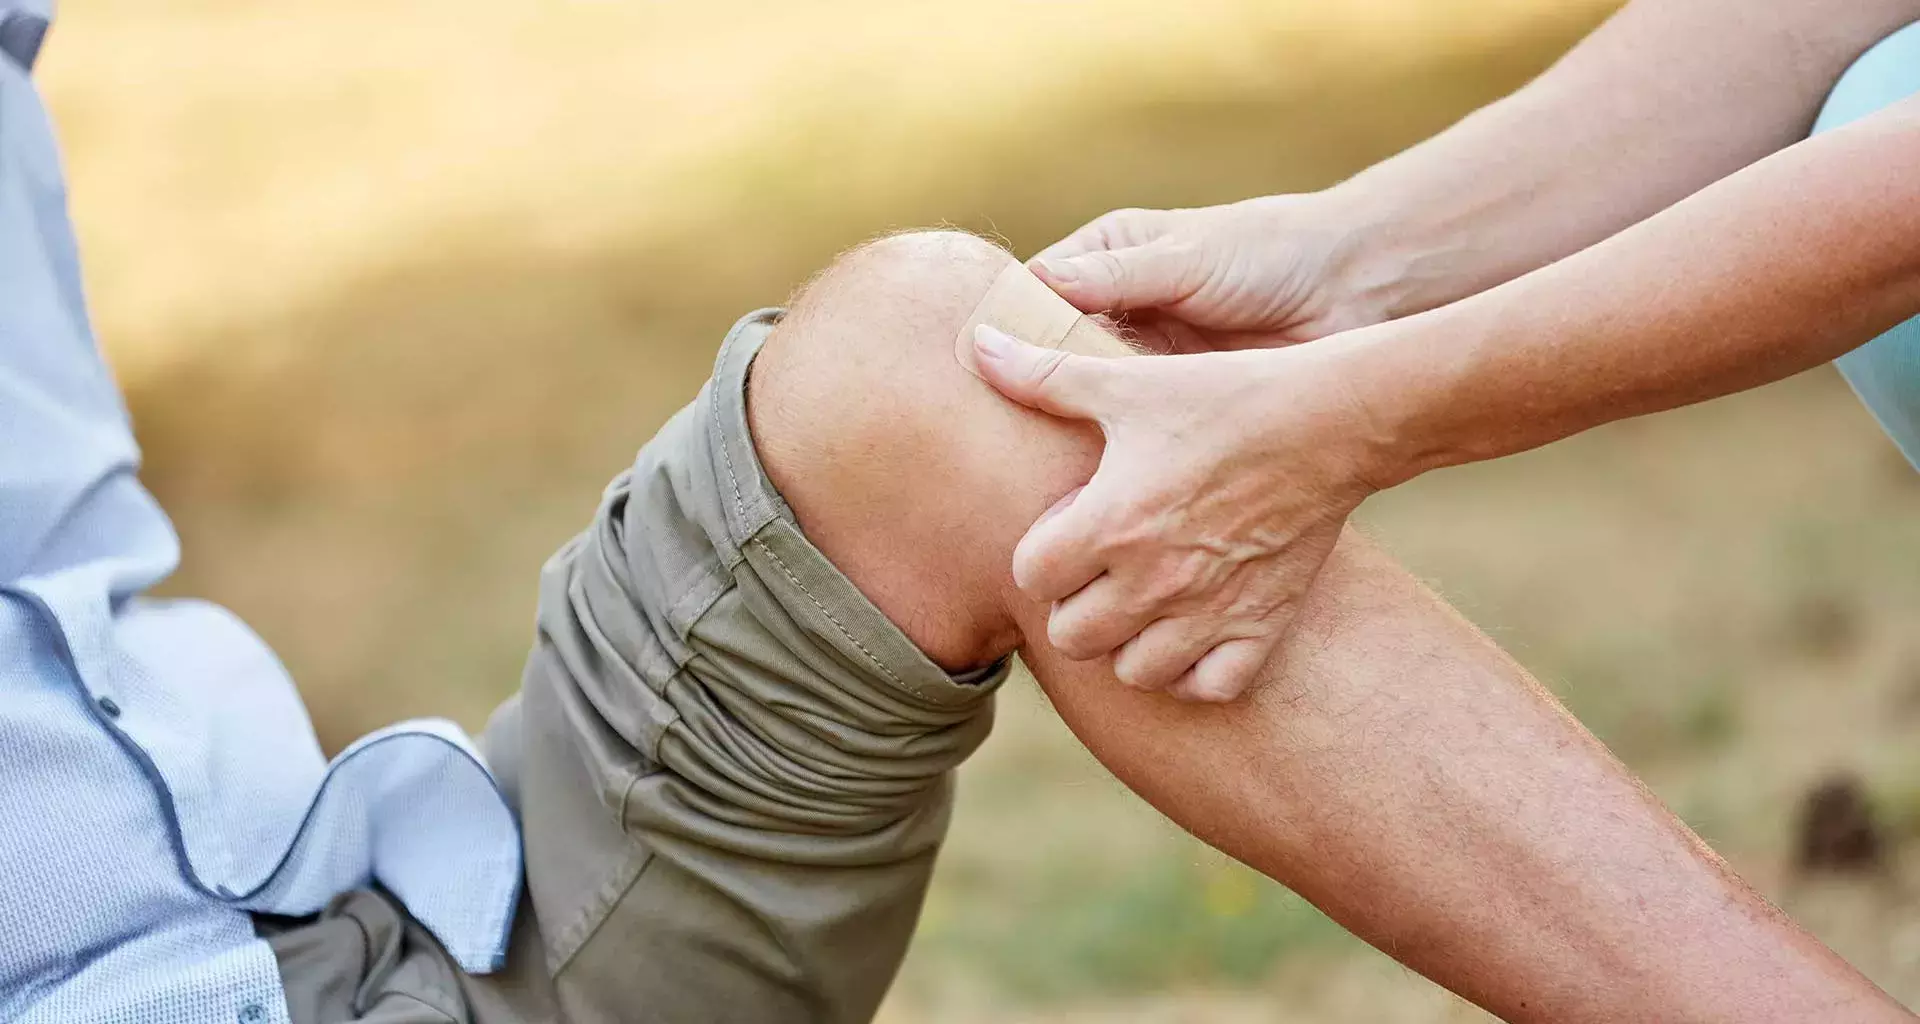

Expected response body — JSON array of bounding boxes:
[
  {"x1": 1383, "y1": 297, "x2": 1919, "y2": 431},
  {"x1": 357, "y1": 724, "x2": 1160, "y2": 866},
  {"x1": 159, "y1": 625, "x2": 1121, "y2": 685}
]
[
  {"x1": 972, "y1": 323, "x2": 1388, "y2": 702},
  {"x1": 1031, "y1": 193, "x2": 1391, "y2": 351}
]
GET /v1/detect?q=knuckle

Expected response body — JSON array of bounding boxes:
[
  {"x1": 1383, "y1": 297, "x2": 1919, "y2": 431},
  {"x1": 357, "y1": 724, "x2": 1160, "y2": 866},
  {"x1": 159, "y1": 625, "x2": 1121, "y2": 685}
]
[
  {"x1": 1114, "y1": 651, "x2": 1171, "y2": 691},
  {"x1": 1112, "y1": 659, "x2": 1153, "y2": 691},
  {"x1": 1144, "y1": 570, "x2": 1188, "y2": 607},
  {"x1": 1024, "y1": 348, "x2": 1073, "y2": 390},
  {"x1": 1121, "y1": 657, "x2": 1159, "y2": 691},
  {"x1": 1048, "y1": 616, "x2": 1097, "y2": 660},
  {"x1": 1087, "y1": 249, "x2": 1131, "y2": 291},
  {"x1": 1009, "y1": 547, "x2": 1048, "y2": 594},
  {"x1": 1160, "y1": 236, "x2": 1201, "y2": 263},
  {"x1": 1163, "y1": 552, "x2": 1207, "y2": 597},
  {"x1": 1105, "y1": 513, "x2": 1159, "y2": 555},
  {"x1": 1183, "y1": 668, "x2": 1241, "y2": 703},
  {"x1": 1120, "y1": 584, "x2": 1163, "y2": 621},
  {"x1": 1020, "y1": 551, "x2": 1085, "y2": 603},
  {"x1": 1105, "y1": 207, "x2": 1152, "y2": 234}
]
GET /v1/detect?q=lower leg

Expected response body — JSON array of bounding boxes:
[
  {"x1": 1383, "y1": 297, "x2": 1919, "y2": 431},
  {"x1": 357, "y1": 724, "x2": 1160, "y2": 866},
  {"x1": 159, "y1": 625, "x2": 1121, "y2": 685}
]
[
  {"x1": 1023, "y1": 531, "x2": 1897, "y2": 1022},
  {"x1": 753, "y1": 230, "x2": 1909, "y2": 1022}
]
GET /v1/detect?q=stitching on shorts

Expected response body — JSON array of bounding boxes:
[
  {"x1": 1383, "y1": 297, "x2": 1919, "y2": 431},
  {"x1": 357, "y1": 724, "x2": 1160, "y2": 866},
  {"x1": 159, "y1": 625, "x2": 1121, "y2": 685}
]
[
  {"x1": 549, "y1": 767, "x2": 655, "y2": 976},
  {"x1": 718, "y1": 418, "x2": 748, "y2": 527},
  {"x1": 664, "y1": 569, "x2": 725, "y2": 647},
  {"x1": 671, "y1": 579, "x2": 728, "y2": 655},
  {"x1": 712, "y1": 324, "x2": 752, "y2": 531},
  {"x1": 750, "y1": 534, "x2": 918, "y2": 697}
]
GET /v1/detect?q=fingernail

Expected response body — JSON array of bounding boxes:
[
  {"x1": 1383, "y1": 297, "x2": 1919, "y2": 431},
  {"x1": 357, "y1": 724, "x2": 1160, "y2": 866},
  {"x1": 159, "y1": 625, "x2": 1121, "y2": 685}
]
[
  {"x1": 974, "y1": 324, "x2": 1014, "y2": 362},
  {"x1": 1035, "y1": 258, "x2": 1079, "y2": 283}
]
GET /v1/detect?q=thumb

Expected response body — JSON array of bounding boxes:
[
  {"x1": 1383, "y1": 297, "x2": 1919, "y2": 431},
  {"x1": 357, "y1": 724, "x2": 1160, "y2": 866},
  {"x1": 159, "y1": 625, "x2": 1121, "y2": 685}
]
[
  {"x1": 1030, "y1": 239, "x2": 1200, "y2": 314},
  {"x1": 972, "y1": 325, "x2": 1115, "y2": 422}
]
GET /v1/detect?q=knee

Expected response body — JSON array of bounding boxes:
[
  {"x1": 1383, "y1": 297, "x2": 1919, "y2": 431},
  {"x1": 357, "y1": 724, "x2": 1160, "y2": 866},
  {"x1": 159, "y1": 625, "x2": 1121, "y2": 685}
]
[
  {"x1": 1815, "y1": 20, "x2": 1920, "y2": 135},
  {"x1": 744, "y1": 230, "x2": 1100, "y2": 668},
  {"x1": 749, "y1": 229, "x2": 1010, "y2": 478}
]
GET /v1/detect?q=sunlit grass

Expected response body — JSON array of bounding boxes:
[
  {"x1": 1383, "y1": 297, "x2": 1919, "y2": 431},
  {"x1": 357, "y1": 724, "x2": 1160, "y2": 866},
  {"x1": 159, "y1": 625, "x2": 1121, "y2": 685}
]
[{"x1": 916, "y1": 849, "x2": 1345, "y2": 1001}]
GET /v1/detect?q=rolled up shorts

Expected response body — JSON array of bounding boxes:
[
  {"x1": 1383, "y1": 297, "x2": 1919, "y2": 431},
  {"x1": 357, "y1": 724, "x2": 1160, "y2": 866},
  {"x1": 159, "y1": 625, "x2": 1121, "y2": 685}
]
[{"x1": 266, "y1": 311, "x2": 1010, "y2": 1024}]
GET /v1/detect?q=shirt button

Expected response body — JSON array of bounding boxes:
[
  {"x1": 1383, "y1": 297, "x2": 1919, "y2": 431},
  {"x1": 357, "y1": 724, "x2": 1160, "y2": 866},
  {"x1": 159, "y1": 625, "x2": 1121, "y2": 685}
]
[
  {"x1": 96, "y1": 696, "x2": 121, "y2": 718},
  {"x1": 237, "y1": 1003, "x2": 266, "y2": 1023}
]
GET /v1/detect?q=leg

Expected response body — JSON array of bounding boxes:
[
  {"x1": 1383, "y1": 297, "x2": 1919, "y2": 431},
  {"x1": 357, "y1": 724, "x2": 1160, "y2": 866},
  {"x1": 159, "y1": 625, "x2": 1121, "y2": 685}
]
[
  {"x1": 749, "y1": 231, "x2": 1910, "y2": 1022},
  {"x1": 1816, "y1": 20, "x2": 1920, "y2": 468},
  {"x1": 484, "y1": 305, "x2": 1006, "y2": 1023}
]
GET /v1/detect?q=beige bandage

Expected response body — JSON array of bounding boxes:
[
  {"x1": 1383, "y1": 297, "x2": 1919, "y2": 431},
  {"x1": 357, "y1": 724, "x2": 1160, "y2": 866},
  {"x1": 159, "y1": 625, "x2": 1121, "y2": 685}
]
[{"x1": 954, "y1": 261, "x2": 1131, "y2": 378}]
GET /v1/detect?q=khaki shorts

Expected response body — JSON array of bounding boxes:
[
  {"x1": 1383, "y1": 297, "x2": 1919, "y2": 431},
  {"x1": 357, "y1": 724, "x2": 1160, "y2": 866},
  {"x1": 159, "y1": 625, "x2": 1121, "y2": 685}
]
[{"x1": 265, "y1": 310, "x2": 1010, "y2": 1024}]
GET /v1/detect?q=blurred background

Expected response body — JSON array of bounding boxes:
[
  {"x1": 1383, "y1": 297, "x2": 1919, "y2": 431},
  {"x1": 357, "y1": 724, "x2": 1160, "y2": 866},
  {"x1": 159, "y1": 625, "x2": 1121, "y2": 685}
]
[{"x1": 38, "y1": 0, "x2": 1920, "y2": 1019}]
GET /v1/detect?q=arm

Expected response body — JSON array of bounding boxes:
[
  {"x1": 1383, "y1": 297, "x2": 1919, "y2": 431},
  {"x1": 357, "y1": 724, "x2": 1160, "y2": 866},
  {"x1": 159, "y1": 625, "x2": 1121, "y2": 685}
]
[
  {"x1": 1351, "y1": 91, "x2": 1920, "y2": 481},
  {"x1": 1329, "y1": 0, "x2": 1920, "y2": 319},
  {"x1": 1031, "y1": 0, "x2": 1920, "y2": 339},
  {"x1": 983, "y1": 19, "x2": 1920, "y2": 702}
]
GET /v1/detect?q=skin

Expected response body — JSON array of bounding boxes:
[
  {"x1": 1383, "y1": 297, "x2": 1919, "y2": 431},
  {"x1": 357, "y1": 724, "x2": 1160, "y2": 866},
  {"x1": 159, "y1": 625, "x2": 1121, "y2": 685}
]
[
  {"x1": 747, "y1": 230, "x2": 1913, "y2": 1023},
  {"x1": 976, "y1": 0, "x2": 1920, "y2": 702}
]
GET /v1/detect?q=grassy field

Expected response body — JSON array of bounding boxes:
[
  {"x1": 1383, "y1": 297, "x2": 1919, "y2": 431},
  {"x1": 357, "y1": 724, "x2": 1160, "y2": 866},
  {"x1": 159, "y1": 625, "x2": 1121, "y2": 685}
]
[{"x1": 37, "y1": 0, "x2": 1920, "y2": 1018}]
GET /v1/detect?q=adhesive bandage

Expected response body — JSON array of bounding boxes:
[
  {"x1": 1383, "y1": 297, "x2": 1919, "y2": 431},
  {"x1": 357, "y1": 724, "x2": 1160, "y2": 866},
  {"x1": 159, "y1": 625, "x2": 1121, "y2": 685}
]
[{"x1": 954, "y1": 261, "x2": 1132, "y2": 378}]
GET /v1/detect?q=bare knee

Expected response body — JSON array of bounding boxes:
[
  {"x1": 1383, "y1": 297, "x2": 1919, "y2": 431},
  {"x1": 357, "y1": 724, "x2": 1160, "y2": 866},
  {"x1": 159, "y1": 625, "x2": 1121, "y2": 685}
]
[
  {"x1": 746, "y1": 230, "x2": 1100, "y2": 669},
  {"x1": 750, "y1": 230, "x2": 1007, "y2": 482}
]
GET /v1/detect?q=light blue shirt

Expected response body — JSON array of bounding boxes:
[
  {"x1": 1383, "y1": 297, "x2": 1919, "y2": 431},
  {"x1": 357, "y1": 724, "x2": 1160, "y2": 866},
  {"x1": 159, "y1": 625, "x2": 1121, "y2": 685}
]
[
  {"x1": 0, "y1": 7, "x2": 522, "y2": 1024},
  {"x1": 1814, "y1": 20, "x2": 1920, "y2": 469}
]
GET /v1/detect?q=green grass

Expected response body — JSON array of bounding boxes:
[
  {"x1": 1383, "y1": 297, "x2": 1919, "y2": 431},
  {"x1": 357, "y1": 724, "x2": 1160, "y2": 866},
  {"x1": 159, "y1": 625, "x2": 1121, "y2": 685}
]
[{"x1": 917, "y1": 850, "x2": 1345, "y2": 1002}]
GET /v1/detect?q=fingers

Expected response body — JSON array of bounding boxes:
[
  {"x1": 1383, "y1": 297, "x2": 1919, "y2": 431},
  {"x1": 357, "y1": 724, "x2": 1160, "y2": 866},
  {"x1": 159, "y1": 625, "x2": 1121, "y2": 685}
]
[
  {"x1": 1009, "y1": 479, "x2": 1109, "y2": 603},
  {"x1": 1030, "y1": 239, "x2": 1203, "y2": 315},
  {"x1": 972, "y1": 325, "x2": 1118, "y2": 421},
  {"x1": 1032, "y1": 207, "x2": 1172, "y2": 263},
  {"x1": 1045, "y1": 573, "x2": 1155, "y2": 662},
  {"x1": 1111, "y1": 615, "x2": 1214, "y2": 691},
  {"x1": 1029, "y1": 208, "x2": 1202, "y2": 315},
  {"x1": 1104, "y1": 613, "x2": 1280, "y2": 699},
  {"x1": 1168, "y1": 636, "x2": 1273, "y2": 703}
]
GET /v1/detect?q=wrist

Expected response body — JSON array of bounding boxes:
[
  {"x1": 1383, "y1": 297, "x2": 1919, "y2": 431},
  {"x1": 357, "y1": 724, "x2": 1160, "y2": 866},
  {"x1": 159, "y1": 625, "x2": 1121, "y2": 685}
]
[
  {"x1": 1312, "y1": 181, "x2": 1436, "y2": 327},
  {"x1": 1240, "y1": 333, "x2": 1428, "y2": 501},
  {"x1": 1315, "y1": 174, "x2": 1501, "y2": 325},
  {"x1": 1318, "y1": 314, "x2": 1484, "y2": 491}
]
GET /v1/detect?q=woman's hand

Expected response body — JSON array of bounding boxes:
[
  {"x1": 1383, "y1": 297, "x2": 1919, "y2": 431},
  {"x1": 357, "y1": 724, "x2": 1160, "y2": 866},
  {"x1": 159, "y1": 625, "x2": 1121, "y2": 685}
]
[
  {"x1": 971, "y1": 324, "x2": 1390, "y2": 702},
  {"x1": 973, "y1": 192, "x2": 1405, "y2": 702},
  {"x1": 1030, "y1": 194, "x2": 1394, "y2": 350}
]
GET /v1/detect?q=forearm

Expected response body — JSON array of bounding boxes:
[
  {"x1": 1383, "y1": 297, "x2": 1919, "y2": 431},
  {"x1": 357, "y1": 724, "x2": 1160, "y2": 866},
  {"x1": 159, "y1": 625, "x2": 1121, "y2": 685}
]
[
  {"x1": 1351, "y1": 93, "x2": 1920, "y2": 480},
  {"x1": 1324, "y1": 0, "x2": 1920, "y2": 319},
  {"x1": 1020, "y1": 530, "x2": 1905, "y2": 1023}
]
